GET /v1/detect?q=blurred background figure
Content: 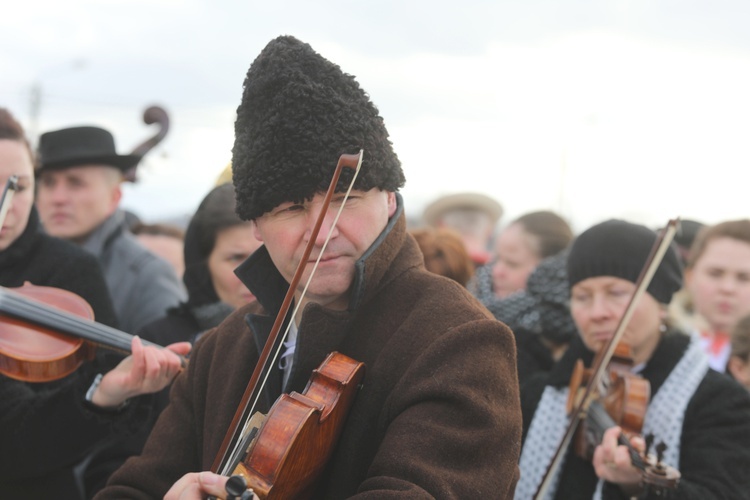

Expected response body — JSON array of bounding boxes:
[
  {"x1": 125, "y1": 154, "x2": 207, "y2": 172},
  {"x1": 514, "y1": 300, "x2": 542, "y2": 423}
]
[
  {"x1": 138, "y1": 182, "x2": 261, "y2": 347},
  {"x1": 683, "y1": 219, "x2": 750, "y2": 372},
  {"x1": 673, "y1": 219, "x2": 706, "y2": 267},
  {"x1": 215, "y1": 161, "x2": 232, "y2": 186},
  {"x1": 421, "y1": 192, "x2": 503, "y2": 268},
  {"x1": 410, "y1": 226, "x2": 475, "y2": 287},
  {"x1": 728, "y1": 314, "x2": 750, "y2": 391},
  {"x1": 469, "y1": 210, "x2": 573, "y2": 304},
  {"x1": 131, "y1": 221, "x2": 186, "y2": 278},
  {"x1": 668, "y1": 219, "x2": 706, "y2": 333},
  {"x1": 487, "y1": 249, "x2": 577, "y2": 385},
  {"x1": 34, "y1": 125, "x2": 186, "y2": 333},
  {"x1": 83, "y1": 182, "x2": 262, "y2": 497}
]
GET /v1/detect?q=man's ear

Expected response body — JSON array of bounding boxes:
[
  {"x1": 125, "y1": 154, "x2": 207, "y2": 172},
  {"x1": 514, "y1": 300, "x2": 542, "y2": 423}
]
[
  {"x1": 110, "y1": 183, "x2": 122, "y2": 212},
  {"x1": 253, "y1": 220, "x2": 264, "y2": 242},
  {"x1": 386, "y1": 191, "x2": 397, "y2": 217}
]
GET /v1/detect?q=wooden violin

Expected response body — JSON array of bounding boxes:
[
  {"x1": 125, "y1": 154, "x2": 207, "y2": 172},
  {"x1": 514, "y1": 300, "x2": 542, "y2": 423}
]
[
  {"x1": 0, "y1": 282, "x2": 183, "y2": 383},
  {"x1": 567, "y1": 342, "x2": 680, "y2": 494},
  {"x1": 210, "y1": 151, "x2": 365, "y2": 499},
  {"x1": 534, "y1": 219, "x2": 682, "y2": 499}
]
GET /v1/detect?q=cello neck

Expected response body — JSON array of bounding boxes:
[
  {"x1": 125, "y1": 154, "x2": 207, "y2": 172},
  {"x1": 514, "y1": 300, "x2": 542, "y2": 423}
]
[{"x1": 0, "y1": 287, "x2": 158, "y2": 354}]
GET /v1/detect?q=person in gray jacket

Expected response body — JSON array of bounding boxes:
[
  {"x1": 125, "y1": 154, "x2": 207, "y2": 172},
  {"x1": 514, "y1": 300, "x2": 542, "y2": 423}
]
[{"x1": 35, "y1": 125, "x2": 186, "y2": 334}]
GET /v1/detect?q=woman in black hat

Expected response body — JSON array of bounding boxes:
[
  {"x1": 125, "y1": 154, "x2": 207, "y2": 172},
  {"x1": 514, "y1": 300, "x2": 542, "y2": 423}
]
[
  {"x1": 515, "y1": 219, "x2": 750, "y2": 499},
  {"x1": 0, "y1": 107, "x2": 189, "y2": 499}
]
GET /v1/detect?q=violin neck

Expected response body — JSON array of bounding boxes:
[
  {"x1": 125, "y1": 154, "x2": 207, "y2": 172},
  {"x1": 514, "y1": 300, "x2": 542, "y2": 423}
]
[
  {"x1": 0, "y1": 288, "x2": 155, "y2": 354},
  {"x1": 587, "y1": 401, "x2": 645, "y2": 471}
]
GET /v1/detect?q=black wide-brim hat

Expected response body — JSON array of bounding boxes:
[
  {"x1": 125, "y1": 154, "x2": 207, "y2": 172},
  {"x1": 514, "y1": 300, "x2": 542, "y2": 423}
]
[
  {"x1": 36, "y1": 126, "x2": 140, "y2": 173},
  {"x1": 232, "y1": 35, "x2": 405, "y2": 220}
]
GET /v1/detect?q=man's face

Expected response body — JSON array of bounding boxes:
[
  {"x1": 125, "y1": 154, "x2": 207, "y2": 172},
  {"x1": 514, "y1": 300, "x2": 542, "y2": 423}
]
[
  {"x1": 254, "y1": 188, "x2": 397, "y2": 311},
  {"x1": 36, "y1": 164, "x2": 122, "y2": 243}
]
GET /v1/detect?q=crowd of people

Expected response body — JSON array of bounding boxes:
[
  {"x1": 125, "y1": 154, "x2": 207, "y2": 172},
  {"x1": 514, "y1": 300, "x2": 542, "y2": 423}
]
[{"x1": 1, "y1": 34, "x2": 749, "y2": 499}]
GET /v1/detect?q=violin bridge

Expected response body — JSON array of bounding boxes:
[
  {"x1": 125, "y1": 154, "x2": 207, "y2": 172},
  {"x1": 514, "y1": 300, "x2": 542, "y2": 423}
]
[{"x1": 240, "y1": 412, "x2": 267, "y2": 454}]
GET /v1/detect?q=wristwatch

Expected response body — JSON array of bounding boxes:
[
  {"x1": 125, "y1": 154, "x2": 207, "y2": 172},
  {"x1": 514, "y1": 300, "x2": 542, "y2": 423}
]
[{"x1": 84, "y1": 373, "x2": 130, "y2": 412}]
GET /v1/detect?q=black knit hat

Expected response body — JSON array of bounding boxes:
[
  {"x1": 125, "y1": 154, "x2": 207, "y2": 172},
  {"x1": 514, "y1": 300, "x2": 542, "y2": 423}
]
[
  {"x1": 567, "y1": 219, "x2": 683, "y2": 304},
  {"x1": 232, "y1": 35, "x2": 405, "y2": 220}
]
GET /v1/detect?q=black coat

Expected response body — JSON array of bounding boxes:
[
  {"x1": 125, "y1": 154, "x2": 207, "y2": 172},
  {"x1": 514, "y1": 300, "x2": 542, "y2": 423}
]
[
  {"x1": 0, "y1": 208, "x2": 146, "y2": 499},
  {"x1": 520, "y1": 332, "x2": 750, "y2": 499}
]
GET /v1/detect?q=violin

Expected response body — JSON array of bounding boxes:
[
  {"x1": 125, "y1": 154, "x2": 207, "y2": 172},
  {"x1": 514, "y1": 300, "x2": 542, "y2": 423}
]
[
  {"x1": 567, "y1": 342, "x2": 680, "y2": 493},
  {"x1": 210, "y1": 151, "x2": 366, "y2": 499},
  {"x1": 0, "y1": 282, "x2": 182, "y2": 383},
  {"x1": 534, "y1": 219, "x2": 682, "y2": 499}
]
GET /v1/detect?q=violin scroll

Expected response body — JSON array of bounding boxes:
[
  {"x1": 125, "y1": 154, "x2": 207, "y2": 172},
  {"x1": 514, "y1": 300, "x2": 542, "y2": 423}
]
[
  {"x1": 124, "y1": 105, "x2": 170, "y2": 182},
  {"x1": 639, "y1": 437, "x2": 681, "y2": 494}
]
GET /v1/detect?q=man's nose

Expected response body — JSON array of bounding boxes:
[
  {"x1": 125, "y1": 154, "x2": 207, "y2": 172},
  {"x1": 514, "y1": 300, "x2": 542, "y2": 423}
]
[{"x1": 307, "y1": 205, "x2": 339, "y2": 246}]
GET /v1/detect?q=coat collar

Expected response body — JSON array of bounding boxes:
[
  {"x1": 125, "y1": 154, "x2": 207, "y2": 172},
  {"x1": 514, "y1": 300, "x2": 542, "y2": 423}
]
[
  {"x1": 233, "y1": 193, "x2": 409, "y2": 398},
  {"x1": 80, "y1": 209, "x2": 126, "y2": 257}
]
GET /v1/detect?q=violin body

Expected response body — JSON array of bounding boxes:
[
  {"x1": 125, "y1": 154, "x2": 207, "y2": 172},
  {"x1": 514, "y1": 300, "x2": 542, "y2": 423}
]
[
  {"x1": 0, "y1": 283, "x2": 174, "y2": 383},
  {"x1": 567, "y1": 343, "x2": 651, "y2": 459},
  {"x1": 231, "y1": 352, "x2": 365, "y2": 499},
  {"x1": 566, "y1": 342, "x2": 680, "y2": 494},
  {"x1": 0, "y1": 284, "x2": 95, "y2": 382}
]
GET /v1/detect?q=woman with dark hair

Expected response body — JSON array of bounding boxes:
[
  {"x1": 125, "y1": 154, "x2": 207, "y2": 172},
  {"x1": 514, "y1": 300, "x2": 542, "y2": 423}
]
[
  {"x1": 0, "y1": 108, "x2": 189, "y2": 498},
  {"x1": 516, "y1": 219, "x2": 750, "y2": 499},
  {"x1": 138, "y1": 182, "x2": 261, "y2": 346}
]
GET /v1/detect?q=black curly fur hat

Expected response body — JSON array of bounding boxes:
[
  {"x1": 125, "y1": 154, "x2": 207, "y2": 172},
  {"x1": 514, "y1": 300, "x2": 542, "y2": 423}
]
[{"x1": 232, "y1": 35, "x2": 405, "y2": 220}]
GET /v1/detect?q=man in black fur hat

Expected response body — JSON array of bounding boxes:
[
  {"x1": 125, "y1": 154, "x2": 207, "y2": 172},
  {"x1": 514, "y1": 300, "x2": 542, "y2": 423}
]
[{"x1": 97, "y1": 36, "x2": 522, "y2": 500}]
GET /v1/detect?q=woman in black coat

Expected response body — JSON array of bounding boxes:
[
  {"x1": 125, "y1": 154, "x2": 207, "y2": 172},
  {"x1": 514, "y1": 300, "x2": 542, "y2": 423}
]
[
  {"x1": 0, "y1": 107, "x2": 189, "y2": 499},
  {"x1": 515, "y1": 219, "x2": 750, "y2": 499}
]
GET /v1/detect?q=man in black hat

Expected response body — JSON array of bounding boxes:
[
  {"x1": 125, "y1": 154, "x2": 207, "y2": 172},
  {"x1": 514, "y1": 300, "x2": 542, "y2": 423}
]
[
  {"x1": 96, "y1": 36, "x2": 521, "y2": 500},
  {"x1": 35, "y1": 126, "x2": 186, "y2": 334}
]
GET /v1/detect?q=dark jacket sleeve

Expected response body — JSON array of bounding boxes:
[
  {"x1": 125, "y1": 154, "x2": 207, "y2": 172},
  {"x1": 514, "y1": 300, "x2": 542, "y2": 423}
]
[
  {"x1": 93, "y1": 328, "x2": 219, "y2": 500},
  {"x1": 354, "y1": 320, "x2": 522, "y2": 499}
]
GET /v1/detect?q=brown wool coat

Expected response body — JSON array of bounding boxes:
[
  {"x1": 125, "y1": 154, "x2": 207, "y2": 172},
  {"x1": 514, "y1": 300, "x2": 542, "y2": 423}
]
[{"x1": 96, "y1": 204, "x2": 522, "y2": 499}]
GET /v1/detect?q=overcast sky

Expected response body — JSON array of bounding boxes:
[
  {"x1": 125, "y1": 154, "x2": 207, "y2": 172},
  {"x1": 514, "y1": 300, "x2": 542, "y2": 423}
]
[{"x1": 3, "y1": 0, "x2": 749, "y2": 233}]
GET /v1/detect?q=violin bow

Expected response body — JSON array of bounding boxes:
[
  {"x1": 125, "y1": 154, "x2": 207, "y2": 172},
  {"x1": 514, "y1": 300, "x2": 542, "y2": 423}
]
[
  {"x1": 0, "y1": 175, "x2": 19, "y2": 229},
  {"x1": 212, "y1": 150, "x2": 364, "y2": 476},
  {"x1": 534, "y1": 218, "x2": 680, "y2": 500}
]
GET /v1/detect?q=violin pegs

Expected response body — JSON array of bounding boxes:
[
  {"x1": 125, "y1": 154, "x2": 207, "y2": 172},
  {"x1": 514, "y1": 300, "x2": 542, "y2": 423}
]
[
  {"x1": 225, "y1": 475, "x2": 249, "y2": 499},
  {"x1": 644, "y1": 433, "x2": 654, "y2": 456},
  {"x1": 655, "y1": 441, "x2": 667, "y2": 463}
]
